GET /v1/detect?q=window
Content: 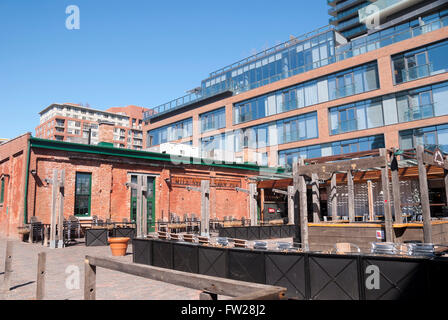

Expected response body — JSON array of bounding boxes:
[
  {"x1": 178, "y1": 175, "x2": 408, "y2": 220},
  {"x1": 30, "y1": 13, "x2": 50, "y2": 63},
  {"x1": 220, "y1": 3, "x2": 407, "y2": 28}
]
[
  {"x1": 200, "y1": 108, "x2": 226, "y2": 133},
  {"x1": 74, "y1": 173, "x2": 91, "y2": 216},
  {"x1": 392, "y1": 40, "x2": 448, "y2": 84},
  {"x1": 0, "y1": 178, "x2": 4, "y2": 204},
  {"x1": 234, "y1": 61, "x2": 379, "y2": 125},
  {"x1": 147, "y1": 118, "x2": 193, "y2": 147},
  {"x1": 400, "y1": 124, "x2": 448, "y2": 153}
]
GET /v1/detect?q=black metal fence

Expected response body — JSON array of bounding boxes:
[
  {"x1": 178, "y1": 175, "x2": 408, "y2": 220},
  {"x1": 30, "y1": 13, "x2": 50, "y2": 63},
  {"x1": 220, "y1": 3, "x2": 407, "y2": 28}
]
[
  {"x1": 132, "y1": 238, "x2": 448, "y2": 300},
  {"x1": 217, "y1": 225, "x2": 298, "y2": 240}
]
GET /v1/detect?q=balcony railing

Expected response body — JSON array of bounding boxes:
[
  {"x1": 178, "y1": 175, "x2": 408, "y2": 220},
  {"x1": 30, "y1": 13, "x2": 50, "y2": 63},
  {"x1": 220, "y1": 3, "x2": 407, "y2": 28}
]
[
  {"x1": 402, "y1": 103, "x2": 436, "y2": 122},
  {"x1": 399, "y1": 63, "x2": 441, "y2": 83}
]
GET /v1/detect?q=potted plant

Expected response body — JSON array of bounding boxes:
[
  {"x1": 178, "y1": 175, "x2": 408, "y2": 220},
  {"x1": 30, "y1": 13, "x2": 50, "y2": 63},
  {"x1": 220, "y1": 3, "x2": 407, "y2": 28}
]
[{"x1": 108, "y1": 237, "x2": 130, "y2": 256}]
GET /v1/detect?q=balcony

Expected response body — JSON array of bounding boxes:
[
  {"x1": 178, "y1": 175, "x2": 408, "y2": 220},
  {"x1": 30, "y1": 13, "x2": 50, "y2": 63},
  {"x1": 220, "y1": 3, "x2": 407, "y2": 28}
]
[
  {"x1": 329, "y1": 0, "x2": 374, "y2": 16},
  {"x1": 359, "y1": 0, "x2": 424, "y2": 24}
]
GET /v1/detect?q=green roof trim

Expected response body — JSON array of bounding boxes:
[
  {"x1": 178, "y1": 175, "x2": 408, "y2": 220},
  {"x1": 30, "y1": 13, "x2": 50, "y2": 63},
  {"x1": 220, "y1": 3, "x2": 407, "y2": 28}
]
[{"x1": 29, "y1": 137, "x2": 284, "y2": 174}]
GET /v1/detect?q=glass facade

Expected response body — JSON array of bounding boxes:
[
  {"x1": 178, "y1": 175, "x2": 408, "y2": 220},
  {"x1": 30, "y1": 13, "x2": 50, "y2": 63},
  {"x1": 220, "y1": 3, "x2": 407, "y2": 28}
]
[
  {"x1": 400, "y1": 124, "x2": 448, "y2": 153},
  {"x1": 200, "y1": 107, "x2": 226, "y2": 133},
  {"x1": 392, "y1": 39, "x2": 448, "y2": 84},
  {"x1": 329, "y1": 81, "x2": 448, "y2": 135},
  {"x1": 278, "y1": 135, "x2": 385, "y2": 171},
  {"x1": 147, "y1": 118, "x2": 193, "y2": 147},
  {"x1": 234, "y1": 61, "x2": 379, "y2": 125},
  {"x1": 336, "y1": 8, "x2": 448, "y2": 62},
  {"x1": 200, "y1": 112, "x2": 318, "y2": 156},
  {"x1": 202, "y1": 30, "x2": 335, "y2": 97}
]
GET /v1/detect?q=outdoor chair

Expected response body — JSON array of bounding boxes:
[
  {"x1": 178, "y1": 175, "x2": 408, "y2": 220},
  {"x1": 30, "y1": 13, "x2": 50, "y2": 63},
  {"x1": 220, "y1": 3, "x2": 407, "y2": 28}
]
[
  {"x1": 182, "y1": 234, "x2": 196, "y2": 243},
  {"x1": 169, "y1": 233, "x2": 182, "y2": 241},
  {"x1": 30, "y1": 217, "x2": 44, "y2": 243},
  {"x1": 233, "y1": 238, "x2": 247, "y2": 248},
  {"x1": 157, "y1": 231, "x2": 169, "y2": 240},
  {"x1": 197, "y1": 235, "x2": 210, "y2": 244}
]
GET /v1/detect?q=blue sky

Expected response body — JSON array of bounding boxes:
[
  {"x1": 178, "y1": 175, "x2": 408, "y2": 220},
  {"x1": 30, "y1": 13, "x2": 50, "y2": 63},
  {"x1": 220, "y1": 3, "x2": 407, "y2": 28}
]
[{"x1": 0, "y1": 0, "x2": 328, "y2": 139}]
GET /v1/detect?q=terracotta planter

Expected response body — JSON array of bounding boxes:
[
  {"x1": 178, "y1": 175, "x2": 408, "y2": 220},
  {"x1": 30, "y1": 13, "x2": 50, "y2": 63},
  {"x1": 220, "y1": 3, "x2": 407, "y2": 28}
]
[{"x1": 108, "y1": 237, "x2": 130, "y2": 256}]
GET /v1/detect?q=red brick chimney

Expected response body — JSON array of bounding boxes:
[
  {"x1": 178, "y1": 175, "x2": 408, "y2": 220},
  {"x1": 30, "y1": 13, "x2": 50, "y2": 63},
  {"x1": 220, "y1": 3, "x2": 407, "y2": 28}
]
[{"x1": 98, "y1": 121, "x2": 115, "y2": 147}]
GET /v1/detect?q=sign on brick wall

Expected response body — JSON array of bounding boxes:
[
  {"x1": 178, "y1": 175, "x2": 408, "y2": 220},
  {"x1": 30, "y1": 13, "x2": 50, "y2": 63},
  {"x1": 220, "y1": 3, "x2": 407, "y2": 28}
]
[{"x1": 171, "y1": 176, "x2": 241, "y2": 189}]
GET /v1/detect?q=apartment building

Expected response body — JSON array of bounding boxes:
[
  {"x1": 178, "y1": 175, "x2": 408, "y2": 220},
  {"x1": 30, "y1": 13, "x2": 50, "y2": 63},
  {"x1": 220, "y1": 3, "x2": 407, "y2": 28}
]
[
  {"x1": 35, "y1": 104, "x2": 148, "y2": 150},
  {"x1": 143, "y1": 0, "x2": 448, "y2": 171}
]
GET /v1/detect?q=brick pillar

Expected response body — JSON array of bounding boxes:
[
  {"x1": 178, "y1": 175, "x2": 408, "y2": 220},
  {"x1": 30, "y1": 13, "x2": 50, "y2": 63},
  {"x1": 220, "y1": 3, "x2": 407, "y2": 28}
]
[{"x1": 98, "y1": 121, "x2": 115, "y2": 146}]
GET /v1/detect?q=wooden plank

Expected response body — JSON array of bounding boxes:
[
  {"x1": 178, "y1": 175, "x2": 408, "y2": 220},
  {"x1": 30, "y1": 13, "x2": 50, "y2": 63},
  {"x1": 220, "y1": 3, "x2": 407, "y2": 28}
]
[
  {"x1": 287, "y1": 186, "x2": 295, "y2": 225},
  {"x1": 292, "y1": 162, "x2": 300, "y2": 240},
  {"x1": 367, "y1": 180, "x2": 374, "y2": 222},
  {"x1": 298, "y1": 159, "x2": 309, "y2": 251},
  {"x1": 36, "y1": 252, "x2": 46, "y2": 300},
  {"x1": 347, "y1": 170, "x2": 355, "y2": 222},
  {"x1": 84, "y1": 258, "x2": 97, "y2": 300},
  {"x1": 142, "y1": 177, "x2": 148, "y2": 237},
  {"x1": 50, "y1": 169, "x2": 58, "y2": 242},
  {"x1": 230, "y1": 288, "x2": 286, "y2": 300},
  {"x1": 445, "y1": 169, "x2": 448, "y2": 207},
  {"x1": 260, "y1": 189, "x2": 265, "y2": 222},
  {"x1": 390, "y1": 153, "x2": 403, "y2": 223},
  {"x1": 136, "y1": 175, "x2": 143, "y2": 238},
  {"x1": 57, "y1": 170, "x2": 65, "y2": 242},
  {"x1": 311, "y1": 174, "x2": 321, "y2": 223},
  {"x1": 297, "y1": 156, "x2": 387, "y2": 179},
  {"x1": 417, "y1": 145, "x2": 433, "y2": 243},
  {"x1": 330, "y1": 173, "x2": 338, "y2": 221},
  {"x1": 201, "y1": 180, "x2": 210, "y2": 235},
  {"x1": 1, "y1": 241, "x2": 13, "y2": 293},
  {"x1": 272, "y1": 188, "x2": 289, "y2": 196},
  {"x1": 85, "y1": 255, "x2": 285, "y2": 298},
  {"x1": 380, "y1": 149, "x2": 394, "y2": 242},
  {"x1": 249, "y1": 183, "x2": 258, "y2": 226}
]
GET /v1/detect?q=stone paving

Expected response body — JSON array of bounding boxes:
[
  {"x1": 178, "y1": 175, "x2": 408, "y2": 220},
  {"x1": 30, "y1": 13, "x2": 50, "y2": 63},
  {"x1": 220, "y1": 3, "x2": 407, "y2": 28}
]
[{"x1": 0, "y1": 238, "x2": 204, "y2": 300}]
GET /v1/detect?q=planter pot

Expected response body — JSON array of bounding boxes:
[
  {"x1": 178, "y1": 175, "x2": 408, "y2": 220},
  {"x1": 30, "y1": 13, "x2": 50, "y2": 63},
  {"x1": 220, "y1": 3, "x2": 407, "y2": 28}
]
[{"x1": 109, "y1": 237, "x2": 130, "y2": 256}]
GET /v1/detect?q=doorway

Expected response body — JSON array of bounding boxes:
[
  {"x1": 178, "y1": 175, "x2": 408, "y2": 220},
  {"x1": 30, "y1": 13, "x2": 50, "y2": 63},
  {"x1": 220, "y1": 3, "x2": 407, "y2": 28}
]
[{"x1": 130, "y1": 174, "x2": 156, "y2": 232}]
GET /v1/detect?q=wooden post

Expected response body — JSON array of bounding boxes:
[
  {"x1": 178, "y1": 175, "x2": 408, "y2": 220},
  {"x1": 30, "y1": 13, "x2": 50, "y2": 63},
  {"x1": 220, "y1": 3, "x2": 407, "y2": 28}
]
[
  {"x1": 199, "y1": 291, "x2": 218, "y2": 300},
  {"x1": 57, "y1": 170, "x2": 65, "y2": 245},
  {"x1": 142, "y1": 177, "x2": 148, "y2": 237},
  {"x1": 287, "y1": 186, "x2": 295, "y2": 225},
  {"x1": 347, "y1": 170, "x2": 355, "y2": 222},
  {"x1": 1, "y1": 241, "x2": 13, "y2": 293},
  {"x1": 136, "y1": 175, "x2": 143, "y2": 238},
  {"x1": 298, "y1": 159, "x2": 309, "y2": 251},
  {"x1": 50, "y1": 169, "x2": 58, "y2": 244},
  {"x1": 260, "y1": 189, "x2": 265, "y2": 223},
  {"x1": 417, "y1": 145, "x2": 433, "y2": 243},
  {"x1": 380, "y1": 148, "x2": 394, "y2": 242},
  {"x1": 391, "y1": 151, "x2": 403, "y2": 223},
  {"x1": 330, "y1": 173, "x2": 338, "y2": 221},
  {"x1": 36, "y1": 252, "x2": 46, "y2": 300},
  {"x1": 292, "y1": 162, "x2": 301, "y2": 241},
  {"x1": 201, "y1": 180, "x2": 210, "y2": 235},
  {"x1": 249, "y1": 183, "x2": 258, "y2": 226},
  {"x1": 367, "y1": 180, "x2": 374, "y2": 221},
  {"x1": 311, "y1": 174, "x2": 321, "y2": 223},
  {"x1": 84, "y1": 258, "x2": 96, "y2": 300},
  {"x1": 444, "y1": 168, "x2": 448, "y2": 207}
]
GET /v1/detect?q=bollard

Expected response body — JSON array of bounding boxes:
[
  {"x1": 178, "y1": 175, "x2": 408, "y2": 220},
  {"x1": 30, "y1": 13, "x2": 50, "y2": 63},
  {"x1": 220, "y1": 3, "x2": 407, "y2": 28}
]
[{"x1": 1, "y1": 241, "x2": 13, "y2": 293}]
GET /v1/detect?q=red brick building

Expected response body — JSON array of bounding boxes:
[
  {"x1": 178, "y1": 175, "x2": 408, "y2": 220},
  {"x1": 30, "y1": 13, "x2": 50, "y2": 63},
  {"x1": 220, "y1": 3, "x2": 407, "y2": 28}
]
[
  {"x1": 0, "y1": 129, "x2": 279, "y2": 239},
  {"x1": 35, "y1": 104, "x2": 149, "y2": 150}
]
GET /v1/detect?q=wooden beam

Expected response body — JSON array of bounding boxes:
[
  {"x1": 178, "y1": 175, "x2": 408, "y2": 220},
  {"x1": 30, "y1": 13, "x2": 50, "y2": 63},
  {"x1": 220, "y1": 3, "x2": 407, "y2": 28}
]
[
  {"x1": 84, "y1": 255, "x2": 285, "y2": 299},
  {"x1": 84, "y1": 258, "x2": 97, "y2": 300},
  {"x1": 367, "y1": 180, "x2": 374, "y2": 222},
  {"x1": 347, "y1": 170, "x2": 355, "y2": 222},
  {"x1": 297, "y1": 156, "x2": 387, "y2": 179},
  {"x1": 260, "y1": 189, "x2": 265, "y2": 223},
  {"x1": 417, "y1": 145, "x2": 433, "y2": 243},
  {"x1": 298, "y1": 159, "x2": 309, "y2": 251},
  {"x1": 330, "y1": 173, "x2": 338, "y2": 221},
  {"x1": 136, "y1": 175, "x2": 143, "y2": 238},
  {"x1": 391, "y1": 153, "x2": 403, "y2": 223},
  {"x1": 50, "y1": 169, "x2": 58, "y2": 243},
  {"x1": 287, "y1": 186, "x2": 295, "y2": 225},
  {"x1": 293, "y1": 162, "x2": 300, "y2": 240},
  {"x1": 380, "y1": 149, "x2": 394, "y2": 242},
  {"x1": 249, "y1": 183, "x2": 258, "y2": 226},
  {"x1": 36, "y1": 252, "x2": 46, "y2": 300},
  {"x1": 201, "y1": 180, "x2": 210, "y2": 235},
  {"x1": 57, "y1": 170, "x2": 65, "y2": 242},
  {"x1": 311, "y1": 173, "x2": 321, "y2": 223},
  {"x1": 272, "y1": 188, "x2": 289, "y2": 196},
  {"x1": 1, "y1": 241, "x2": 13, "y2": 293}
]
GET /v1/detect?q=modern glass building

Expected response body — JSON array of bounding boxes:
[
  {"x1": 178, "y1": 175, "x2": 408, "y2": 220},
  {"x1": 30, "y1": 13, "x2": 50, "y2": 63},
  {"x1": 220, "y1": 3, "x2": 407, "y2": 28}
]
[{"x1": 143, "y1": 0, "x2": 448, "y2": 170}]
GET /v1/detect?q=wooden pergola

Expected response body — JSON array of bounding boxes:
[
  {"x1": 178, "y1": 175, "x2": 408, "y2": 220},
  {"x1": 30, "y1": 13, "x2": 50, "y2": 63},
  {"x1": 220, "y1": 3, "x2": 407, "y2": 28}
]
[{"x1": 258, "y1": 146, "x2": 448, "y2": 250}]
